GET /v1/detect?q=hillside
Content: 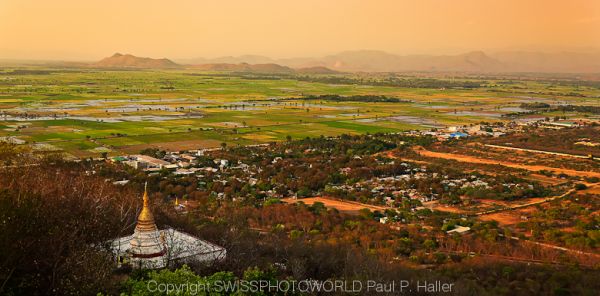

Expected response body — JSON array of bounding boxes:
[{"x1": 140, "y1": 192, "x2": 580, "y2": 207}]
[{"x1": 92, "y1": 53, "x2": 180, "y2": 68}]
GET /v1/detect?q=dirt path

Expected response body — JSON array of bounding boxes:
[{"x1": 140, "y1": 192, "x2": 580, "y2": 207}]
[
  {"x1": 436, "y1": 250, "x2": 598, "y2": 268},
  {"x1": 507, "y1": 235, "x2": 600, "y2": 259},
  {"x1": 377, "y1": 150, "x2": 429, "y2": 164},
  {"x1": 484, "y1": 144, "x2": 594, "y2": 159},
  {"x1": 475, "y1": 187, "x2": 580, "y2": 216},
  {"x1": 282, "y1": 196, "x2": 391, "y2": 213},
  {"x1": 415, "y1": 147, "x2": 600, "y2": 179}
]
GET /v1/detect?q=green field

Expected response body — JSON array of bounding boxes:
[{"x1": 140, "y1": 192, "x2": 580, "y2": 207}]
[{"x1": 0, "y1": 69, "x2": 597, "y2": 157}]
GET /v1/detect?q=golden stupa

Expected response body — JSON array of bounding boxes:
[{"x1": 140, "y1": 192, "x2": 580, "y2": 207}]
[
  {"x1": 129, "y1": 182, "x2": 166, "y2": 259},
  {"x1": 135, "y1": 184, "x2": 159, "y2": 232},
  {"x1": 110, "y1": 182, "x2": 226, "y2": 269}
]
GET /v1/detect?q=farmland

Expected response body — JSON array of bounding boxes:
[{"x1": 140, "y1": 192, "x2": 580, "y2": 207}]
[
  {"x1": 2, "y1": 68, "x2": 600, "y2": 295},
  {"x1": 1, "y1": 68, "x2": 599, "y2": 157}
]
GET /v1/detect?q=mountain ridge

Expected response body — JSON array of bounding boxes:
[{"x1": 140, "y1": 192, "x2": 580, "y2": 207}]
[
  {"x1": 189, "y1": 62, "x2": 294, "y2": 73},
  {"x1": 177, "y1": 50, "x2": 600, "y2": 73},
  {"x1": 86, "y1": 51, "x2": 600, "y2": 73},
  {"x1": 92, "y1": 53, "x2": 180, "y2": 68}
]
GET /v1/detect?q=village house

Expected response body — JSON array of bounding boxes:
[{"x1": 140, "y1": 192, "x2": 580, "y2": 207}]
[
  {"x1": 446, "y1": 225, "x2": 471, "y2": 235},
  {"x1": 121, "y1": 155, "x2": 171, "y2": 171}
]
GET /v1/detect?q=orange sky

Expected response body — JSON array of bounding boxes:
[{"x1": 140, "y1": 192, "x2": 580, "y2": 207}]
[{"x1": 1, "y1": 0, "x2": 599, "y2": 60}]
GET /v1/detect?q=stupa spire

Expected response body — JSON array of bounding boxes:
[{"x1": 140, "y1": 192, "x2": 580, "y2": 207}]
[
  {"x1": 135, "y1": 182, "x2": 157, "y2": 232},
  {"x1": 128, "y1": 181, "x2": 166, "y2": 264},
  {"x1": 143, "y1": 182, "x2": 149, "y2": 207}
]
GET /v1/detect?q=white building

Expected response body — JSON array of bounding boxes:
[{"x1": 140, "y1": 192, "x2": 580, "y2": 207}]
[
  {"x1": 446, "y1": 226, "x2": 471, "y2": 235},
  {"x1": 123, "y1": 155, "x2": 170, "y2": 170}
]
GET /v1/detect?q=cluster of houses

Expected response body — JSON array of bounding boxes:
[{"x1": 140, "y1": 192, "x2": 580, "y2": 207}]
[
  {"x1": 335, "y1": 162, "x2": 510, "y2": 209},
  {"x1": 107, "y1": 116, "x2": 596, "y2": 179},
  {"x1": 413, "y1": 123, "x2": 511, "y2": 141},
  {"x1": 412, "y1": 117, "x2": 597, "y2": 141},
  {"x1": 112, "y1": 149, "x2": 265, "y2": 198},
  {"x1": 516, "y1": 117, "x2": 599, "y2": 129},
  {"x1": 113, "y1": 149, "x2": 223, "y2": 174},
  {"x1": 109, "y1": 135, "x2": 532, "y2": 222}
]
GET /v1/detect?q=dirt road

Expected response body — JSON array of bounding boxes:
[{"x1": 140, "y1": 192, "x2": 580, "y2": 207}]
[
  {"x1": 475, "y1": 187, "x2": 579, "y2": 216},
  {"x1": 483, "y1": 144, "x2": 594, "y2": 159},
  {"x1": 415, "y1": 147, "x2": 600, "y2": 179},
  {"x1": 282, "y1": 196, "x2": 391, "y2": 213}
]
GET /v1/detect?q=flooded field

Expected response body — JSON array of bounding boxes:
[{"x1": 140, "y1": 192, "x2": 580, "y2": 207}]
[{"x1": 0, "y1": 69, "x2": 594, "y2": 157}]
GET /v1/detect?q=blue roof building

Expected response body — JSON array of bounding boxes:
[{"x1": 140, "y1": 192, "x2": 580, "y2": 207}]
[{"x1": 449, "y1": 132, "x2": 469, "y2": 139}]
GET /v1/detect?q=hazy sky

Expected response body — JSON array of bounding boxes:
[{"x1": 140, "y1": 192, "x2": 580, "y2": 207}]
[{"x1": 1, "y1": 0, "x2": 599, "y2": 60}]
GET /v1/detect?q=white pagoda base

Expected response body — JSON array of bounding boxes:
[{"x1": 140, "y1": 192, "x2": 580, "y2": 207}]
[{"x1": 111, "y1": 227, "x2": 226, "y2": 269}]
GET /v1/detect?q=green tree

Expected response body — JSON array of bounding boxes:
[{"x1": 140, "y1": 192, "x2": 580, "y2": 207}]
[{"x1": 122, "y1": 265, "x2": 237, "y2": 296}]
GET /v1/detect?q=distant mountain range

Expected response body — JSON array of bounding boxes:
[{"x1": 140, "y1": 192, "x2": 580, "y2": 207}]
[
  {"x1": 179, "y1": 50, "x2": 600, "y2": 73},
  {"x1": 189, "y1": 63, "x2": 294, "y2": 73},
  {"x1": 90, "y1": 53, "x2": 340, "y2": 74},
  {"x1": 93, "y1": 53, "x2": 179, "y2": 68},
  {"x1": 87, "y1": 50, "x2": 600, "y2": 73}
]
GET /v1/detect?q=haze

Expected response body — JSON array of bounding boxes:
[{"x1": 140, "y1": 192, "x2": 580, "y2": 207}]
[{"x1": 1, "y1": 0, "x2": 599, "y2": 60}]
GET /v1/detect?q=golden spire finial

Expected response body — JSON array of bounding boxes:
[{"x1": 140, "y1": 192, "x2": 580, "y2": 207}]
[
  {"x1": 143, "y1": 182, "x2": 149, "y2": 207},
  {"x1": 136, "y1": 181, "x2": 157, "y2": 232}
]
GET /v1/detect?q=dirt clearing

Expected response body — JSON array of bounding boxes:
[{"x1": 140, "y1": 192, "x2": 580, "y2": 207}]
[{"x1": 282, "y1": 197, "x2": 390, "y2": 213}]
